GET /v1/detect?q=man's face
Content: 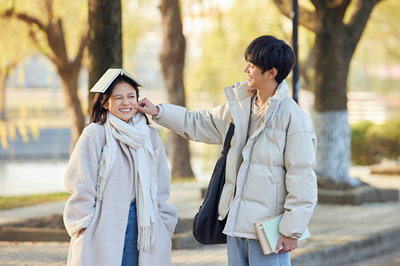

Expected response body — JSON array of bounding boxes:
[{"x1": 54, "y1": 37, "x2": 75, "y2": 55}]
[{"x1": 243, "y1": 62, "x2": 271, "y2": 90}]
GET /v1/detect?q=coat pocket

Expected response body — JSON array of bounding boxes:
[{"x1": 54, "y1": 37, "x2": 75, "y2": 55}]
[{"x1": 155, "y1": 214, "x2": 172, "y2": 250}]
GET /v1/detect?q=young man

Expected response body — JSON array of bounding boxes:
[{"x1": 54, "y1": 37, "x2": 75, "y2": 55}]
[{"x1": 136, "y1": 35, "x2": 318, "y2": 265}]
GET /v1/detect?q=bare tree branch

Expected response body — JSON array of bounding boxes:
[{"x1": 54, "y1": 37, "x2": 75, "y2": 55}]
[
  {"x1": 3, "y1": 8, "x2": 46, "y2": 32},
  {"x1": 45, "y1": 0, "x2": 54, "y2": 22},
  {"x1": 273, "y1": 0, "x2": 318, "y2": 32},
  {"x1": 3, "y1": 4, "x2": 69, "y2": 65},
  {"x1": 46, "y1": 19, "x2": 69, "y2": 63},
  {"x1": 73, "y1": 27, "x2": 88, "y2": 68},
  {"x1": 345, "y1": 0, "x2": 382, "y2": 56},
  {"x1": 310, "y1": 0, "x2": 319, "y2": 8},
  {"x1": 28, "y1": 29, "x2": 59, "y2": 65}
]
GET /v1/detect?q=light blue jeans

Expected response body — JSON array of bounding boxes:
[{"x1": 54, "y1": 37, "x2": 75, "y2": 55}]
[
  {"x1": 227, "y1": 236, "x2": 291, "y2": 266},
  {"x1": 121, "y1": 202, "x2": 139, "y2": 266}
]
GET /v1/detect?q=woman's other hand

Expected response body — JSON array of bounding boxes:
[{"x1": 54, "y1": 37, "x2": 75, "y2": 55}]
[{"x1": 78, "y1": 228, "x2": 86, "y2": 235}]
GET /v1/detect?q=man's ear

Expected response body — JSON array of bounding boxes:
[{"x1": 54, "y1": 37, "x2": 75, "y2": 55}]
[{"x1": 269, "y1": 68, "x2": 278, "y2": 79}]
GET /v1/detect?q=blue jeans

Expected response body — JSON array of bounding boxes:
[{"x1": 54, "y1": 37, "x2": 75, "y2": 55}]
[
  {"x1": 227, "y1": 236, "x2": 291, "y2": 266},
  {"x1": 121, "y1": 202, "x2": 139, "y2": 266}
]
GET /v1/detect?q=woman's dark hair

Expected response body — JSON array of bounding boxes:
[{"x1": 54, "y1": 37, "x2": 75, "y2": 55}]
[
  {"x1": 90, "y1": 75, "x2": 149, "y2": 125},
  {"x1": 244, "y1": 35, "x2": 295, "y2": 84}
]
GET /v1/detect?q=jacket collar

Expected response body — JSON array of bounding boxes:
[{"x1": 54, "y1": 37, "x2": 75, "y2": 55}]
[
  {"x1": 269, "y1": 79, "x2": 289, "y2": 105},
  {"x1": 224, "y1": 79, "x2": 290, "y2": 116},
  {"x1": 250, "y1": 80, "x2": 290, "y2": 139},
  {"x1": 224, "y1": 81, "x2": 252, "y2": 162},
  {"x1": 224, "y1": 80, "x2": 290, "y2": 156},
  {"x1": 224, "y1": 81, "x2": 252, "y2": 103}
]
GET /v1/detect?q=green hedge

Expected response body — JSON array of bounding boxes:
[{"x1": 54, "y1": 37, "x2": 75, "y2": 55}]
[{"x1": 351, "y1": 119, "x2": 400, "y2": 165}]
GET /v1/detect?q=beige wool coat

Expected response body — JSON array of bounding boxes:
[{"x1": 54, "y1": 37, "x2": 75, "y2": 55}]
[
  {"x1": 153, "y1": 80, "x2": 317, "y2": 240},
  {"x1": 63, "y1": 123, "x2": 178, "y2": 266}
]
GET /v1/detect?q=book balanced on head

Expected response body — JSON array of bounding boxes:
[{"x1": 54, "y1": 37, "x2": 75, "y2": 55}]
[
  {"x1": 90, "y1": 68, "x2": 144, "y2": 93},
  {"x1": 254, "y1": 214, "x2": 310, "y2": 255}
]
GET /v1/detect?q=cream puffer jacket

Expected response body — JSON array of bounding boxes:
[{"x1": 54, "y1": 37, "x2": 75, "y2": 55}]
[{"x1": 153, "y1": 80, "x2": 317, "y2": 239}]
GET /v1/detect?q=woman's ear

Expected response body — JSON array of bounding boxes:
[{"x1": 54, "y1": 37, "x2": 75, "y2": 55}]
[{"x1": 103, "y1": 102, "x2": 109, "y2": 110}]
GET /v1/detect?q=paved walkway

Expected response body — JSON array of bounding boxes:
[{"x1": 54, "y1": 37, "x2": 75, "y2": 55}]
[{"x1": 0, "y1": 170, "x2": 400, "y2": 266}]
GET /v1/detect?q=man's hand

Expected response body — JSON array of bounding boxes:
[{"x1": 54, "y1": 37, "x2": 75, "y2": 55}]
[
  {"x1": 275, "y1": 235, "x2": 298, "y2": 253},
  {"x1": 135, "y1": 98, "x2": 159, "y2": 116}
]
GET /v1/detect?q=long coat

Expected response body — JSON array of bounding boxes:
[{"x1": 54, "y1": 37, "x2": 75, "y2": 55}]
[
  {"x1": 63, "y1": 123, "x2": 178, "y2": 266},
  {"x1": 153, "y1": 80, "x2": 317, "y2": 240}
]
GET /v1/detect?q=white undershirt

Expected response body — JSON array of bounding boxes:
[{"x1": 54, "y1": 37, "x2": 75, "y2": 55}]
[{"x1": 248, "y1": 94, "x2": 269, "y2": 138}]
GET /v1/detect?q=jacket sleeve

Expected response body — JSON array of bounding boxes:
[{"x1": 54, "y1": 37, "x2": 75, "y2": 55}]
[
  {"x1": 63, "y1": 124, "x2": 103, "y2": 237},
  {"x1": 152, "y1": 102, "x2": 229, "y2": 145},
  {"x1": 151, "y1": 128, "x2": 178, "y2": 237},
  {"x1": 279, "y1": 115, "x2": 318, "y2": 239}
]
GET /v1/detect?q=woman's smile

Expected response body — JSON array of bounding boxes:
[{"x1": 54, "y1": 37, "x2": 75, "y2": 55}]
[{"x1": 119, "y1": 108, "x2": 132, "y2": 113}]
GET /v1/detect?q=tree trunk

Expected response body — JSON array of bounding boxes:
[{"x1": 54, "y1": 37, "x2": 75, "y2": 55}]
[
  {"x1": 4, "y1": 2, "x2": 88, "y2": 151},
  {"x1": 314, "y1": 13, "x2": 350, "y2": 112},
  {"x1": 313, "y1": 9, "x2": 351, "y2": 183},
  {"x1": 312, "y1": 7, "x2": 359, "y2": 186},
  {"x1": 313, "y1": 110, "x2": 360, "y2": 185},
  {"x1": 0, "y1": 65, "x2": 14, "y2": 122},
  {"x1": 58, "y1": 65, "x2": 85, "y2": 150},
  {"x1": 88, "y1": 0, "x2": 122, "y2": 108},
  {"x1": 159, "y1": 0, "x2": 195, "y2": 179},
  {"x1": 273, "y1": 0, "x2": 382, "y2": 188}
]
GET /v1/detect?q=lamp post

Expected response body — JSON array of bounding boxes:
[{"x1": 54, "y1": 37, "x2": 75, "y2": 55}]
[{"x1": 292, "y1": 0, "x2": 299, "y2": 103}]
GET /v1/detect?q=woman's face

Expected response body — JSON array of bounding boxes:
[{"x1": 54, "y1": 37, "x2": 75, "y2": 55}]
[{"x1": 103, "y1": 81, "x2": 138, "y2": 123}]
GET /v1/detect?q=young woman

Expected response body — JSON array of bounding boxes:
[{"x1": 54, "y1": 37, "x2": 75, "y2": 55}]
[{"x1": 63, "y1": 70, "x2": 178, "y2": 266}]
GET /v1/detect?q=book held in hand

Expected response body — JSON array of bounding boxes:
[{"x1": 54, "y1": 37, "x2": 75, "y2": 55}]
[{"x1": 254, "y1": 214, "x2": 310, "y2": 255}]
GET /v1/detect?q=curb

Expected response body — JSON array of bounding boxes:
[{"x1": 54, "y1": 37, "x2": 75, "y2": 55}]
[
  {"x1": 0, "y1": 227, "x2": 70, "y2": 242},
  {"x1": 292, "y1": 227, "x2": 400, "y2": 266},
  {"x1": 0, "y1": 226, "x2": 201, "y2": 250},
  {"x1": 172, "y1": 232, "x2": 202, "y2": 249},
  {"x1": 318, "y1": 186, "x2": 399, "y2": 205}
]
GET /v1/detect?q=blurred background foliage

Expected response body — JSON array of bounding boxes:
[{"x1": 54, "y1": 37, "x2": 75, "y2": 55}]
[
  {"x1": 351, "y1": 119, "x2": 400, "y2": 165},
  {"x1": 186, "y1": 0, "x2": 303, "y2": 104},
  {"x1": 348, "y1": 0, "x2": 400, "y2": 117},
  {"x1": 121, "y1": 0, "x2": 157, "y2": 73}
]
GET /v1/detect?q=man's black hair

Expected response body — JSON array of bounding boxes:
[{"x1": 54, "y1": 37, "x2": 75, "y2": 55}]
[{"x1": 245, "y1": 35, "x2": 295, "y2": 84}]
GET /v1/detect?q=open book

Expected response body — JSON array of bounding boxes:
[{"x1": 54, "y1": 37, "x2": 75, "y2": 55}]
[
  {"x1": 90, "y1": 68, "x2": 143, "y2": 93},
  {"x1": 254, "y1": 214, "x2": 310, "y2": 255}
]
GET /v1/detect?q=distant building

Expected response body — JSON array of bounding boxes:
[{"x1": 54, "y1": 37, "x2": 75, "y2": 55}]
[
  {"x1": 347, "y1": 91, "x2": 388, "y2": 125},
  {"x1": 289, "y1": 89, "x2": 388, "y2": 125}
]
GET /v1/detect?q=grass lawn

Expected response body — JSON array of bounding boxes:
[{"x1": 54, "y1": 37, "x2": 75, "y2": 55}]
[
  {"x1": 0, "y1": 192, "x2": 70, "y2": 211},
  {"x1": 0, "y1": 177, "x2": 198, "y2": 211}
]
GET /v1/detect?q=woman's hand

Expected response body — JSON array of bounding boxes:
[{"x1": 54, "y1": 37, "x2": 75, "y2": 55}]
[
  {"x1": 135, "y1": 98, "x2": 159, "y2": 116},
  {"x1": 276, "y1": 235, "x2": 298, "y2": 253}
]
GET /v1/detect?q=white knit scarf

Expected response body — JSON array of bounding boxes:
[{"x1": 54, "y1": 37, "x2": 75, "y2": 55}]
[{"x1": 97, "y1": 112, "x2": 157, "y2": 251}]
